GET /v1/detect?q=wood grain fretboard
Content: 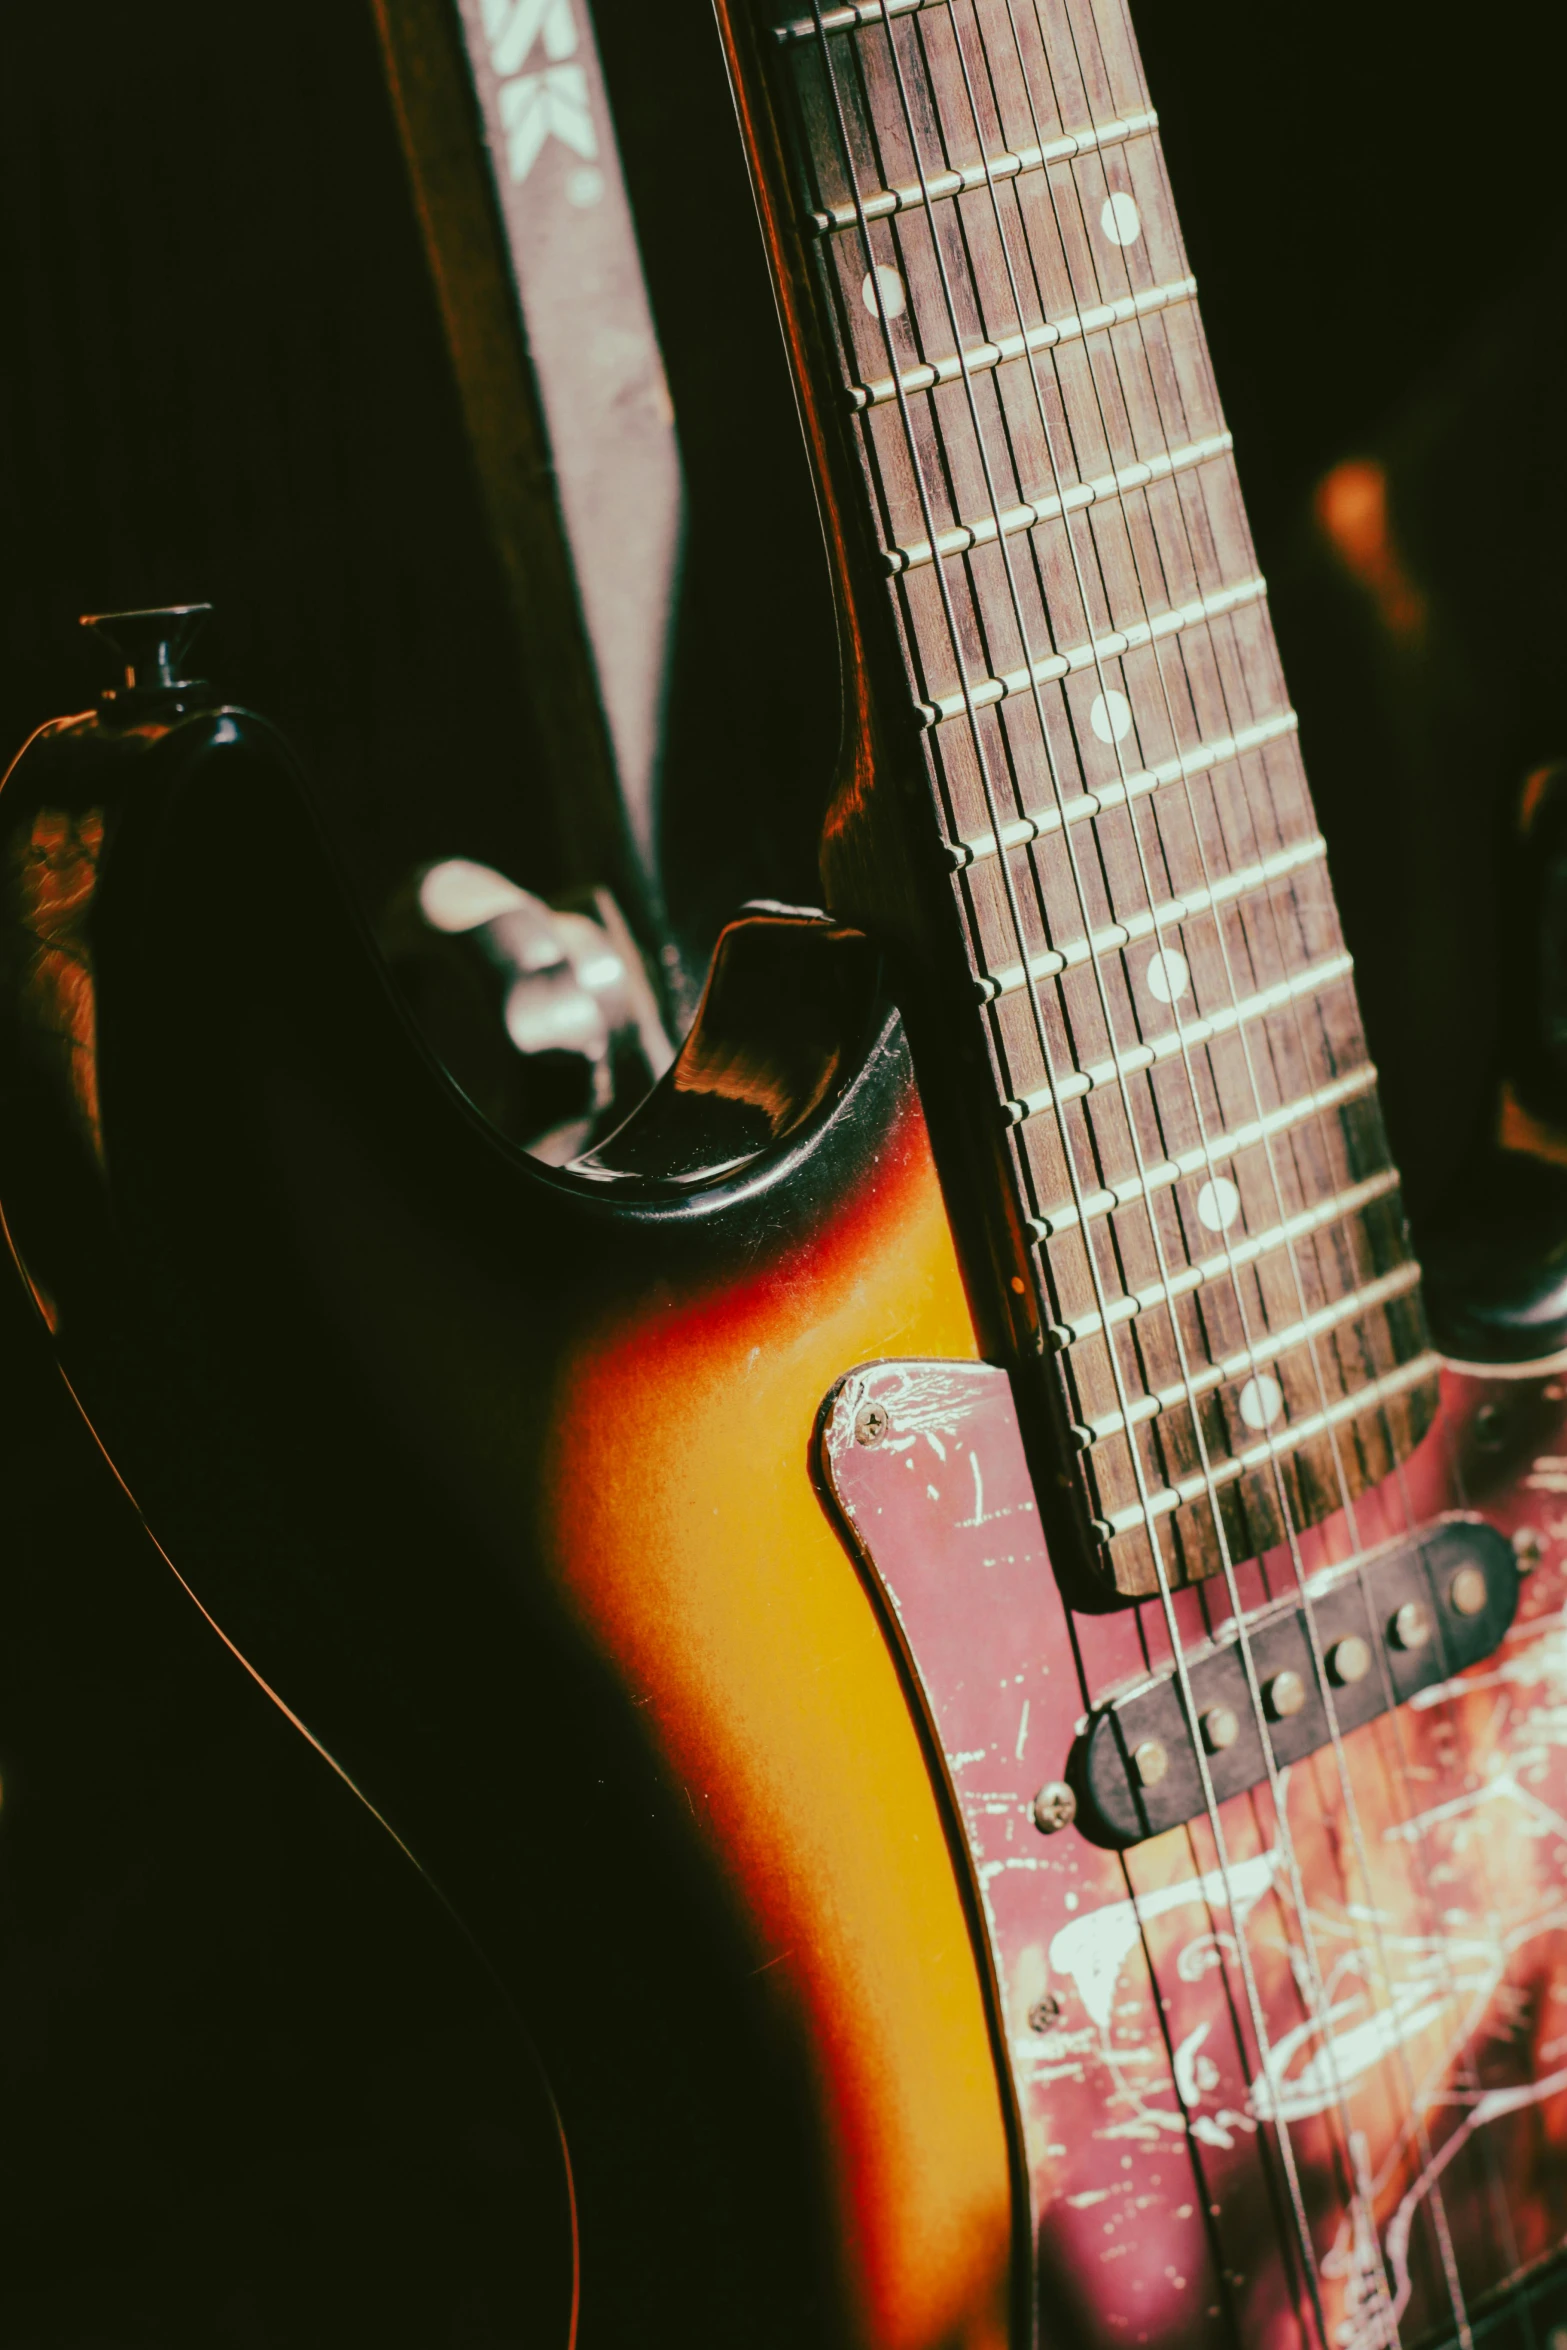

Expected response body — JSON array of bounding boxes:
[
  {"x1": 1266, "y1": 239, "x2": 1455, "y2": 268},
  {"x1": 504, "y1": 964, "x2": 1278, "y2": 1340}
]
[{"x1": 721, "y1": 0, "x2": 1438, "y2": 1596}]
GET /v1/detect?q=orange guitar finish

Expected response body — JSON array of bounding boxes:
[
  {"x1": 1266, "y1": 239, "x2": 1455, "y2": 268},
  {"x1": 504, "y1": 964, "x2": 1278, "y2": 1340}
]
[{"x1": 539, "y1": 1091, "x2": 1010, "y2": 2350}]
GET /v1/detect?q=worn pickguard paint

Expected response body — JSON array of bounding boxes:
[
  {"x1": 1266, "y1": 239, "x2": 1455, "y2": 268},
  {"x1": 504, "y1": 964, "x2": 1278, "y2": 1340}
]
[{"x1": 822, "y1": 1361, "x2": 1567, "y2": 2350}]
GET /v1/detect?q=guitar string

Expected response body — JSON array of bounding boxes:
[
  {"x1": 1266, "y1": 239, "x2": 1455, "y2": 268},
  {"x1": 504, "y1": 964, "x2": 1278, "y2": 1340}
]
[
  {"x1": 807, "y1": 14, "x2": 1340, "y2": 2340},
  {"x1": 942, "y1": 0, "x2": 1420, "y2": 2301},
  {"x1": 908, "y1": 0, "x2": 1413, "y2": 2254},
  {"x1": 826, "y1": 9, "x2": 1494, "y2": 2340},
  {"x1": 1050, "y1": 0, "x2": 1510, "y2": 2316},
  {"x1": 883, "y1": 3, "x2": 1428, "y2": 2333},
  {"x1": 822, "y1": 13, "x2": 1409, "y2": 2331},
  {"x1": 892, "y1": 0, "x2": 1418, "y2": 2274},
  {"x1": 798, "y1": 9, "x2": 1503, "y2": 2340},
  {"x1": 986, "y1": 1, "x2": 1482, "y2": 2332},
  {"x1": 822, "y1": 35, "x2": 1293, "y2": 2328},
  {"x1": 1085, "y1": 10, "x2": 1517, "y2": 2328},
  {"x1": 808, "y1": 4, "x2": 1531, "y2": 2331},
  {"x1": 794, "y1": 5, "x2": 1322, "y2": 2315},
  {"x1": 883, "y1": 8, "x2": 1409, "y2": 2320},
  {"x1": 1006, "y1": 5, "x2": 1485, "y2": 2328}
]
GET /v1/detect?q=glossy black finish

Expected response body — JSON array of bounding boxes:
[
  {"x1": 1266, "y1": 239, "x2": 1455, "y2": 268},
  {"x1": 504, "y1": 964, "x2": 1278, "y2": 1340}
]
[
  {"x1": 0, "y1": 686, "x2": 911, "y2": 2348},
  {"x1": 1422, "y1": 1150, "x2": 1567, "y2": 1369},
  {"x1": 1405, "y1": 767, "x2": 1567, "y2": 1370},
  {"x1": 81, "y1": 603, "x2": 212, "y2": 710},
  {"x1": 579, "y1": 901, "x2": 880, "y2": 1187},
  {"x1": 1505, "y1": 762, "x2": 1567, "y2": 1128}
]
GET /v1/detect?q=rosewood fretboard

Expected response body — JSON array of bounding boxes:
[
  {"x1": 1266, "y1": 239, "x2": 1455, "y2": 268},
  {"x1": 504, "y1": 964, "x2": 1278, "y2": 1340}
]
[{"x1": 722, "y1": 0, "x2": 1438, "y2": 1596}]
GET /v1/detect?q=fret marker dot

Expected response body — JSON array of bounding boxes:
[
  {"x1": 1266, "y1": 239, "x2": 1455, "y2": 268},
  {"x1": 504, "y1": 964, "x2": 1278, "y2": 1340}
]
[
  {"x1": 1145, "y1": 947, "x2": 1189, "y2": 1005},
  {"x1": 862, "y1": 265, "x2": 907, "y2": 320},
  {"x1": 1100, "y1": 191, "x2": 1142, "y2": 247},
  {"x1": 1197, "y1": 1177, "x2": 1240, "y2": 1232},
  {"x1": 1240, "y1": 1374, "x2": 1285, "y2": 1432},
  {"x1": 1090, "y1": 689, "x2": 1132, "y2": 744}
]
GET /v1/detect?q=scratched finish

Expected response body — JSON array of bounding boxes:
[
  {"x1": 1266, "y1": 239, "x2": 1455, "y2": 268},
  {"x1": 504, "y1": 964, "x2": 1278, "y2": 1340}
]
[{"x1": 822, "y1": 1361, "x2": 1567, "y2": 2350}]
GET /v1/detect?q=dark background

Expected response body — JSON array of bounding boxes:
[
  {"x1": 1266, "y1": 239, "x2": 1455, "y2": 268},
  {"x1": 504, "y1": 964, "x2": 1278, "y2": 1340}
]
[
  {"x1": 3, "y1": 1, "x2": 1560, "y2": 953},
  {"x1": 0, "y1": 2, "x2": 1559, "y2": 2337}
]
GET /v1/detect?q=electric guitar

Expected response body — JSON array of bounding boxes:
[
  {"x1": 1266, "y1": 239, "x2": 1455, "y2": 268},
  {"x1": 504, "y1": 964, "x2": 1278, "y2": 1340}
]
[{"x1": 3, "y1": 9, "x2": 1566, "y2": 2350}]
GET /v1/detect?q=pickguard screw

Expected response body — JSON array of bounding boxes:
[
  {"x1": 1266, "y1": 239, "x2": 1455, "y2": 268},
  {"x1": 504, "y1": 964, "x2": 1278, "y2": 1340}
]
[
  {"x1": 1450, "y1": 1565, "x2": 1488, "y2": 1618},
  {"x1": 1031, "y1": 1781, "x2": 1076, "y2": 1834},
  {"x1": 1328, "y1": 1635, "x2": 1371, "y2": 1685},
  {"x1": 1266, "y1": 1669, "x2": 1306, "y2": 1720},
  {"x1": 1133, "y1": 1739, "x2": 1169, "y2": 1787},
  {"x1": 1515, "y1": 1526, "x2": 1544, "y2": 1575},
  {"x1": 1390, "y1": 1600, "x2": 1431, "y2": 1650},
  {"x1": 1028, "y1": 1994, "x2": 1063, "y2": 2032},
  {"x1": 854, "y1": 1401, "x2": 889, "y2": 1447},
  {"x1": 1201, "y1": 1705, "x2": 1240, "y2": 1754}
]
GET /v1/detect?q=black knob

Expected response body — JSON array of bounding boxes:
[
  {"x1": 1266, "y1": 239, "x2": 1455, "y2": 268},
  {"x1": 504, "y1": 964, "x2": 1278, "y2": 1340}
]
[{"x1": 80, "y1": 603, "x2": 211, "y2": 706}]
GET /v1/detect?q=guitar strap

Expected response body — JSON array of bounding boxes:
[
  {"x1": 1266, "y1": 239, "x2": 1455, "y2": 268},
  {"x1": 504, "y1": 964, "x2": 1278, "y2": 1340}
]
[{"x1": 375, "y1": 0, "x2": 686, "y2": 978}]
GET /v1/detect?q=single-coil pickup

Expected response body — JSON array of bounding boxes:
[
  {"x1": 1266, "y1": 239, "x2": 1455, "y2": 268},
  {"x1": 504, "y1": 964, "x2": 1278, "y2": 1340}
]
[{"x1": 1068, "y1": 1517, "x2": 1519, "y2": 1848}]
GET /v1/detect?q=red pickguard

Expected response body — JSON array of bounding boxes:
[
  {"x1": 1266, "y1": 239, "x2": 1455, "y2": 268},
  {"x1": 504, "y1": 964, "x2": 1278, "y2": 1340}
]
[{"x1": 822, "y1": 1360, "x2": 1567, "y2": 2349}]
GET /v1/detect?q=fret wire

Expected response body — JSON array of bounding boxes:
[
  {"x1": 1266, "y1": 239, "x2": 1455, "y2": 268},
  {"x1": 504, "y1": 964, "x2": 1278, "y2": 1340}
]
[
  {"x1": 886, "y1": 426, "x2": 1228, "y2": 573},
  {"x1": 977, "y1": 830, "x2": 1325, "y2": 999},
  {"x1": 810, "y1": 103, "x2": 1157, "y2": 232},
  {"x1": 1092, "y1": 1350, "x2": 1441, "y2": 1539},
  {"x1": 1004, "y1": 951, "x2": 1354, "y2": 1122},
  {"x1": 776, "y1": 0, "x2": 946, "y2": 43},
  {"x1": 1027, "y1": 1059, "x2": 1379, "y2": 1234},
  {"x1": 847, "y1": 271, "x2": 1197, "y2": 406},
  {"x1": 917, "y1": 571, "x2": 1265, "y2": 724},
  {"x1": 947, "y1": 707, "x2": 1297, "y2": 865},
  {"x1": 1045, "y1": 1166, "x2": 1405, "y2": 1346},
  {"x1": 1073, "y1": 1274, "x2": 1425, "y2": 1448}
]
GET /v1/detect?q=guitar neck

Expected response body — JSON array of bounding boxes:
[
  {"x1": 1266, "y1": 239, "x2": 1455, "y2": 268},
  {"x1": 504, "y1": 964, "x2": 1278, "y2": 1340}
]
[{"x1": 715, "y1": 0, "x2": 1439, "y2": 1598}]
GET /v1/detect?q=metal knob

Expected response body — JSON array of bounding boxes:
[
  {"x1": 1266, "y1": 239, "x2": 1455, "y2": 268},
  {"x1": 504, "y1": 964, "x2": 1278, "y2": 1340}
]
[{"x1": 81, "y1": 603, "x2": 211, "y2": 706}]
